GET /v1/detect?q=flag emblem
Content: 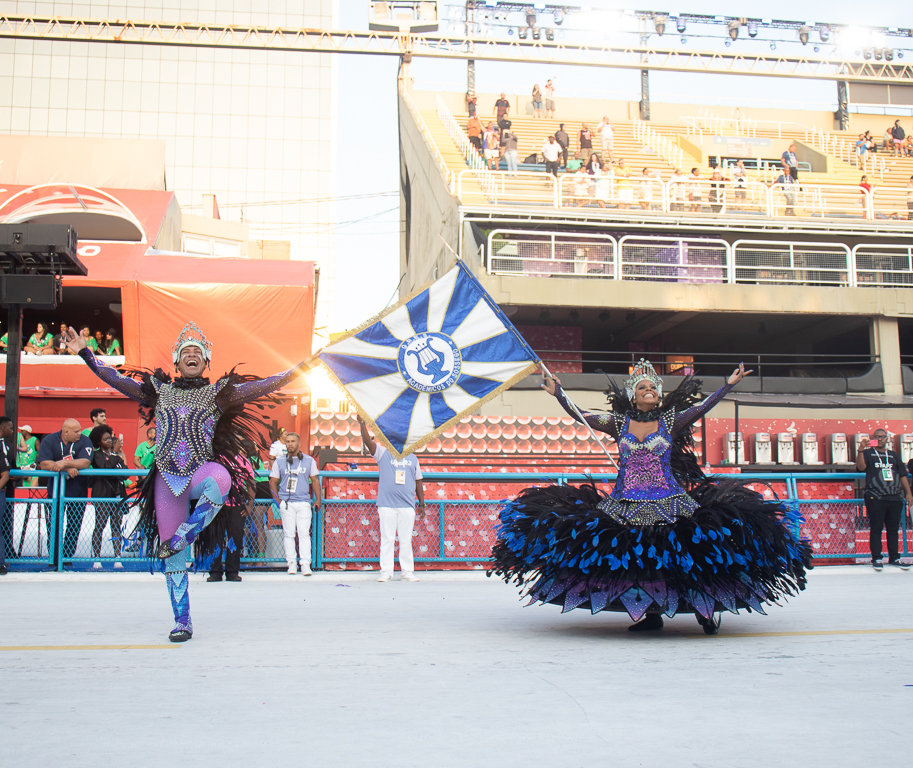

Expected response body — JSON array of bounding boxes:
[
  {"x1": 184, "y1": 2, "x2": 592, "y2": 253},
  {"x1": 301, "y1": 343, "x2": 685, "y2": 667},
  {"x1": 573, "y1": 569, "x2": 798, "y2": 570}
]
[{"x1": 319, "y1": 260, "x2": 540, "y2": 457}]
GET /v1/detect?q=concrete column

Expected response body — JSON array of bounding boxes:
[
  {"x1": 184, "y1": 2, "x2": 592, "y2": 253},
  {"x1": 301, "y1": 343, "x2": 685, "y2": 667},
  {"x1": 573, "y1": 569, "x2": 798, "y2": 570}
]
[{"x1": 871, "y1": 316, "x2": 903, "y2": 396}]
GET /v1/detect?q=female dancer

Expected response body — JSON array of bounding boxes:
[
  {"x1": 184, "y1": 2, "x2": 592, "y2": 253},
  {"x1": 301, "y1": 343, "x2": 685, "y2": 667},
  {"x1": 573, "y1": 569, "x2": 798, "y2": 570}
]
[
  {"x1": 69, "y1": 322, "x2": 311, "y2": 642},
  {"x1": 490, "y1": 360, "x2": 811, "y2": 634}
]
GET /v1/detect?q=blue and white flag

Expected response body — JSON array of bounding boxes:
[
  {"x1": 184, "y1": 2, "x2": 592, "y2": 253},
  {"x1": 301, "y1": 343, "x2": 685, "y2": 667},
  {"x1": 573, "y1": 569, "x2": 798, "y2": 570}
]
[{"x1": 319, "y1": 260, "x2": 540, "y2": 458}]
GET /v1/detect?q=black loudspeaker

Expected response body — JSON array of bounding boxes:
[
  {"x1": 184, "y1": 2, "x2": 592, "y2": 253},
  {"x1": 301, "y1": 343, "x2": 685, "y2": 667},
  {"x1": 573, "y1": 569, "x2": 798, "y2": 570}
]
[{"x1": 0, "y1": 274, "x2": 62, "y2": 309}]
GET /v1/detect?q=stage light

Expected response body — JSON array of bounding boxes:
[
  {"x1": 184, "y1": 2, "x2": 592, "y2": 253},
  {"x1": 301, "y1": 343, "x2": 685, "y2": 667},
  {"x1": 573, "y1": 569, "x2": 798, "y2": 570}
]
[
  {"x1": 545, "y1": 27, "x2": 554, "y2": 41},
  {"x1": 654, "y1": 14, "x2": 666, "y2": 36},
  {"x1": 770, "y1": 41, "x2": 776, "y2": 50},
  {"x1": 747, "y1": 21, "x2": 758, "y2": 38},
  {"x1": 798, "y1": 26, "x2": 810, "y2": 45},
  {"x1": 898, "y1": 52, "x2": 904, "y2": 59},
  {"x1": 518, "y1": 26, "x2": 527, "y2": 39},
  {"x1": 728, "y1": 20, "x2": 739, "y2": 41},
  {"x1": 885, "y1": 48, "x2": 894, "y2": 61},
  {"x1": 676, "y1": 17, "x2": 686, "y2": 33},
  {"x1": 526, "y1": 11, "x2": 536, "y2": 28},
  {"x1": 725, "y1": 40, "x2": 731, "y2": 47},
  {"x1": 863, "y1": 47, "x2": 872, "y2": 59},
  {"x1": 874, "y1": 47, "x2": 883, "y2": 60},
  {"x1": 532, "y1": 26, "x2": 541, "y2": 40},
  {"x1": 553, "y1": 9, "x2": 564, "y2": 25},
  {"x1": 813, "y1": 45, "x2": 820, "y2": 53},
  {"x1": 680, "y1": 36, "x2": 687, "y2": 44},
  {"x1": 819, "y1": 25, "x2": 830, "y2": 42}
]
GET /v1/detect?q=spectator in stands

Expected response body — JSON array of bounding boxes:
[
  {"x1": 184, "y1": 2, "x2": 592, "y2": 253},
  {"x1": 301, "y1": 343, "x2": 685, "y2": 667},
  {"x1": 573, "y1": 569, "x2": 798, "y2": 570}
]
[
  {"x1": 566, "y1": 150, "x2": 584, "y2": 172},
  {"x1": 104, "y1": 329, "x2": 122, "y2": 356},
  {"x1": 37, "y1": 418, "x2": 93, "y2": 562},
  {"x1": 466, "y1": 111, "x2": 483, "y2": 155},
  {"x1": 860, "y1": 175, "x2": 873, "y2": 219},
  {"x1": 466, "y1": 92, "x2": 477, "y2": 117},
  {"x1": 856, "y1": 134, "x2": 868, "y2": 169},
  {"x1": 52, "y1": 322, "x2": 70, "y2": 355},
  {"x1": 638, "y1": 168, "x2": 658, "y2": 211},
  {"x1": 882, "y1": 127, "x2": 893, "y2": 152},
  {"x1": 498, "y1": 118, "x2": 510, "y2": 161},
  {"x1": 579, "y1": 122, "x2": 594, "y2": 163},
  {"x1": 208, "y1": 443, "x2": 254, "y2": 582},
  {"x1": 269, "y1": 431, "x2": 320, "y2": 576},
  {"x1": 905, "y1": 134, "x2": 913, "y2": 158},
  {"x1": 597, "y1": 117, "x2": 614, "y2": 162},
  {"x1": 891, "y1": 120, "x2": 906, "y2": 157},
  {"x1": 0, "y1": 416, "x2": 18, "y2": 485},
  {"x1": 864, "y1": 131, "x2": 876, "y2": 154},
  {"x1": 94, "y1": 330, "x2": 106, "y2": 353},
  {"x1": 358, "y1": 415, "x2": 425, "y2": 582},
  {"x1": 80, "y1": 325, "x2": 97, "y2": 352},
  {"x1": 732, "y1": 161, "x2": 748, "y2": 212},
  {"x1": 571, "y1": 165, "x2": 590, "y2": 207},
  {"x1": 134, "y1": 426, "x2": 156, "y2": 470},
  {"x1": 616, "y1": 159, "x2": 633, "y2": 210},
  {"x1": 483, "y1": 123, "x2": 499, "y2": 170},
  {"x1": 89, "y1": 425, "x2": 127, "y2": 569},
  {"x1": 781, "y1": 144, "x2": 799, "y2": 181},
  {"x1": 502, "y1": 126, "x2": 519, "y2": 175},
  {"x1": 268, "y1": 428, "x2": 288, "y2": 469},
  {"x1": 542, "y1": 135, "x2": 561, "y2": 178},
  {"x1": 857, "y1": 429, "x2": 912, "y2": 569},
  {"x1": 1, "y1": 331, "x2": 7, "y2": 350},
  {"x1": 773, "y1": 165, "x2": 798, "y2": 216},
  {"x1": 531, "y1": 84, "x2": 543, "y2": 118},
  {"x1": 709, "y1": 169, "x2": 728, "y2": 214},
  {"x1": 586, "y1": 153, "x2": 601, "y2": 175},
  {"x1": 544, "y1": 78, "x2": 556, "y2": 118},
  {"x1": 688, "y1": 167, "x2": 703, "y2": 213},
  {"x1": 0, "y1": 441, "x2": 9, "y2": 575},
  {"x1": 669, "y1": 168, "x2": 687, "y2": 212},
  {"x1": 81, "y1": 408, "x2": 106, "y2": 437},
  {"x1": 24, "y1": 322, "x2": 55, "y2": 355},
  {"x1": 555, "y1": 123, "x2": 569, "y2": 167},
  {"x1": 907, "y1": 176, "x2": 913, "y2": 221},
  {"x1": 593, "y1": 160, "x2": 613, "y2": 209},
  {"x1": 494, "y1": 93, "x2": 510, "y2": 127}
]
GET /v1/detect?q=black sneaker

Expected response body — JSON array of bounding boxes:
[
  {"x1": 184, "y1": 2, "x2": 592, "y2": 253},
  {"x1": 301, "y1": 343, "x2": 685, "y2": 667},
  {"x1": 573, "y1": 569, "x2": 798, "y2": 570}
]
[
  {"x1": 872, "y1": 560, "x2": 884, "y2": 570},
  {"x1": 887, "y1": 560, "x2": 911, "y2": 570},
  {"x1": 0, "y1": 564, "x2": 8, "y2": 575},
  {"x1": 206, "y1": 574, "x2": 222, "y2": 582},
  {"x1": 225, "y1": 573, "x2": 242, "y2": 582}
]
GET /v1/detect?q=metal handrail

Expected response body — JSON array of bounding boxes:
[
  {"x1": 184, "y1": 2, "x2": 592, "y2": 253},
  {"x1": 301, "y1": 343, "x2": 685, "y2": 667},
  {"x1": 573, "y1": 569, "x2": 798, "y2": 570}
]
[{"x1": 400, "y1": 82, "x2": 454, "y2": 192}]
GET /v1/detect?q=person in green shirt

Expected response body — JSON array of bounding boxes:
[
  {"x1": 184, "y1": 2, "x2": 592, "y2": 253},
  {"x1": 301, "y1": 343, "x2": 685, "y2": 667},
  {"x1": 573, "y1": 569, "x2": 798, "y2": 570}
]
[
  {"x1": 0, "y1": 333, "x2": 7, "y2": 350},
  {"x1": 17, "y1": 425, "x2": 39, "y2": 487},
  {"x1": 566, "y1": 151, "x2": 584, "y2": 172},
  {"x1": 80, "y1": 325, "x2": 97, "y2": 352},
  {"x1": 81, "y1": 408, "x2": 107, "y2": 437},
  {"x1": 134, "y1": 426, "x2": 156, "y2": 470},
  {"x1": 24, "y1": 322, "x2": 55, "y2": 355},
  {"x1": 104, "y1": 329, "x2": 123, "y2": 356}
]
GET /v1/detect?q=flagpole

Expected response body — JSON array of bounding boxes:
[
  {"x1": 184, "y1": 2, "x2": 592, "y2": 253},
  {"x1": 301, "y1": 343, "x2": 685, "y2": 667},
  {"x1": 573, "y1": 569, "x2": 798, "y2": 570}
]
[{"x1": 539, "y1": 360, "x2": 620, "y2": 472}]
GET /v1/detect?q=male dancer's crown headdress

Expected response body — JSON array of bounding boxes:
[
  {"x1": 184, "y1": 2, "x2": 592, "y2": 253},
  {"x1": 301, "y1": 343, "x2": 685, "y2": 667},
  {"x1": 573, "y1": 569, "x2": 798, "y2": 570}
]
[
  {"x1": 172, "y1": 322, "x2": 213, "y2": 365},
  {"x1": 624, "y1": 358, "x2": 663, "y2": 400}
]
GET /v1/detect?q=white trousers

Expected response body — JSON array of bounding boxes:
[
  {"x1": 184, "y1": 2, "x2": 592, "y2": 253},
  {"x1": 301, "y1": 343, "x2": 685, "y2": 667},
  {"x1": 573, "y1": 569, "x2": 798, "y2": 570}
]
[
  {"x1": 377, "y1": 506, "x2": 416, "y2": 576},
  {"x1": 279, "y1": 500, "x2": 312, "y2": 569}
]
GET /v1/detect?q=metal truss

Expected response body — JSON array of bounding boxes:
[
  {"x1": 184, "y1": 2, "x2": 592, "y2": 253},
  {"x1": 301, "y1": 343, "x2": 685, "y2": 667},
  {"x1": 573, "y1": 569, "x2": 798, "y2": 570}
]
[{"x1": 1, "y1": 15, "x2": 912, "y2": 84}]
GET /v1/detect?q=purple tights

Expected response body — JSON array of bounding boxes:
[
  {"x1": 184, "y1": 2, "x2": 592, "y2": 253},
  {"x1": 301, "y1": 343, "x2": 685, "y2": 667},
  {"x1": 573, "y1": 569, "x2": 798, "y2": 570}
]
[{"x1": 153, "y1": 462, "x2": 232, "y2": 541}]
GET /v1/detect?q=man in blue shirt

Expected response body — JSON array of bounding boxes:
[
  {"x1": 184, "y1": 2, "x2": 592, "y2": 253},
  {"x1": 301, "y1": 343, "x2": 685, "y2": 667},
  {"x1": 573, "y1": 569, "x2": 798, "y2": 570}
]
[
  {"x1": 358, "y1": 416, "x2": 425, "y2": 582},
  {"x1": 773, "y1": 165, "x2": 797, "y2": 217},
  {"x1": 269, "y1": 431, "x2": 320, "y2": 575},
  {"x1": 37, "y1": 419, "x2": 93, "y2": 561}
]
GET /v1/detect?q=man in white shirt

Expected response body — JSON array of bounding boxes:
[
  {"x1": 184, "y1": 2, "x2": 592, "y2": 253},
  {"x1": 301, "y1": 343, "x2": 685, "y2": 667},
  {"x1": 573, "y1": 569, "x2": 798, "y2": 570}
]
[
  {"x1": 268, "y1": 429, "x2": 288, "y2": 469},
  {"x1": 269, "y1": 432, "x2": 321, "y2": 575},
  {"x1": 542, "y1": 136, "x2": 561, "y2": 178},
  {"x1": 597, "y1": 116, "x2": 614, "y2": 162},
  {"x1": 358, "y1": 416, "x2": 425, "y2": 582}
]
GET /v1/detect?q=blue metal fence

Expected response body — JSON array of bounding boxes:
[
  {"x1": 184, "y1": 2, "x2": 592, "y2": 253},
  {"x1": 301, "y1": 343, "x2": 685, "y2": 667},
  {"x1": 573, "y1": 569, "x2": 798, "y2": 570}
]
[{"x1": 1, "y1": 469, "x2": 906, "y2": 571}]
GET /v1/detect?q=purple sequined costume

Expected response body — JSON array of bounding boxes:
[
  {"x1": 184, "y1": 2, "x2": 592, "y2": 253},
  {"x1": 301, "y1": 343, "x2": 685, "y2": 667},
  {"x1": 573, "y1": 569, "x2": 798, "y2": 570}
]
[
  {"x1": 78, "y1": 346, "x2": 305, "y2": 639},
  {"x1": 490, "y1": 379, "x2": 812, "y2": 628}
]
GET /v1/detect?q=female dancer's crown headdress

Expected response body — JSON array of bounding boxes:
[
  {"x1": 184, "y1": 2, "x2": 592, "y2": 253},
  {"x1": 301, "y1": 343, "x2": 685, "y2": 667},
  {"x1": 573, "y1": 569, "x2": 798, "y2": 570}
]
[
  {"x1": 172, "y1": 322, "x2": 212, "y2": 365},
  {"x1": 624, "y1": 358, "x2": 663, "y2": 400}
]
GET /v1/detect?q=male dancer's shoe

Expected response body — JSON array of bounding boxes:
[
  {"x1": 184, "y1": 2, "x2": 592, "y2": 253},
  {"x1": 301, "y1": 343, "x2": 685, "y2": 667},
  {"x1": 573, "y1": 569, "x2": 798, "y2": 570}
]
[
  {"x1": 166, "y1": 569, "x2": 193, "y2": 642},
  {"x1": 697, "y1": 612, "x2": 722, "y2": 635},
  {"x1": 628, "y1": 613, "x2": 664, "y2": 631}
]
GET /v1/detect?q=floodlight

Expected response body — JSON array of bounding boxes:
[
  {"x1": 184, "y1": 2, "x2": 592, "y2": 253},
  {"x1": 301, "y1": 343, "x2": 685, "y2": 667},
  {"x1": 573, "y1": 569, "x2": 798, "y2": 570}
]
[
  {"x1": 799, "y1": 26, "x2": 810, "y2": 45},
  {"x1": 676, "y1": 17, "x2": 686, "y2": 33},
  {"x1": 747, "y1": 21, "x2": 758, "y2": 38},
  {"x1": 874, "y1": 47, "x2": 883, "y2": 60},
  {"x1": 885, "y1": 48, "x2": 894, "y2": 61},
  {"x1": 532, "y1": 26, "x2": 541, "y2": 40},
  {"x1": 770, "y1": 41, "x2": 777, "y2": 50},
  {"x1": 545, "y1": 27, "x2": 554, "y2": 41},
  {"x1": 654, "y1": 14, "x2": 666, "y2": 36},
  {"x1": 863, "y1": 47, "x2": 873, "y2": 59},
  {"x1": 819, "y1": 25, "x2": 830, "y2": 42},
  {"x1": 554, "y1": 9, "x2": 564, "y2": 25},
  {"x1": 728, "y1": 20, "x2": 739, "y2": 41},
  {"x1": 518, "y1": 25, "x2": 527, "y2": 39},
  {"x1": 526, "y1": 11, "x2": 536, "y2": 27}
]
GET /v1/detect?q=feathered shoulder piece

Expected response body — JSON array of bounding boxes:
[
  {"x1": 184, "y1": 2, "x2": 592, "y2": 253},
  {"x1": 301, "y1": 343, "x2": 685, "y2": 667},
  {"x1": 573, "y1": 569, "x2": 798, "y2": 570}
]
[{"x1": 604, "y1": 375, "x2": 704, "y2": 416}]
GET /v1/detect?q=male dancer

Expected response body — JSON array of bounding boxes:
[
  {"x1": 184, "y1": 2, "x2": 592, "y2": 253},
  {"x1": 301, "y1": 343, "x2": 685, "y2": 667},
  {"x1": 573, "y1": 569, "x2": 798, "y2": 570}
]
[{"x1": 69, "y1": 322, "x2": 311, "y2": 641}]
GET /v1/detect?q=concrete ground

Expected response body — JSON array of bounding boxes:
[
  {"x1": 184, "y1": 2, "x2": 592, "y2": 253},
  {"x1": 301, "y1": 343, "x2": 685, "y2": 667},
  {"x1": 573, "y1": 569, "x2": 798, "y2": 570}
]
[{"x1": 1, "y1": 566, "x2": 911, "y2": 768}]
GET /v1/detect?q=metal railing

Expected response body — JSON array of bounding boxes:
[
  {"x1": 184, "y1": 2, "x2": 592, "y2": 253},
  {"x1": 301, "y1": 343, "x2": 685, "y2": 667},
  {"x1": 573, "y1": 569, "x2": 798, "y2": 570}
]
[
  {"x1": 436, "y1": 92, "x2": 485, "y2": 172},
  {"x1": 633, "y1": 116, "x2": 685, "y2": 170},
  {"x1": 458, "y1": 168, "x2": 557, "y2": 207},
  {"x1": 484, "y1": 228, "x2": 913, "y2": 289},
  {"x1": 682, "y1": 110, "x2": 812, "y2": 140},
  {"x1": 401, "y1": 82, "x2": 454, "y2": 192},
  {"x1": 4, "y1": 470, "x2": 905, "y2": 569}
]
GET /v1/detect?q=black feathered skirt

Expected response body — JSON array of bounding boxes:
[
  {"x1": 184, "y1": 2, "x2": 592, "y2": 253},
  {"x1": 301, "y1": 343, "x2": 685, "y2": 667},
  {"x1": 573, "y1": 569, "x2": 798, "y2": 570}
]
[{"x1": 489, "y1": 480, "x2": 812, "y2": 621}]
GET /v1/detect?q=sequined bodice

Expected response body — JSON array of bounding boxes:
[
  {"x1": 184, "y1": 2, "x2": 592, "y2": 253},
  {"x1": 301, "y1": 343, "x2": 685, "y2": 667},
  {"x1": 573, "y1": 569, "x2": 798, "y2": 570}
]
[
  {"x1": 154, "y1": 379, "x2": 228, "y2": 494},
  {"x1": 612, "y1": 413, "x2": 683, "y2": 502}
]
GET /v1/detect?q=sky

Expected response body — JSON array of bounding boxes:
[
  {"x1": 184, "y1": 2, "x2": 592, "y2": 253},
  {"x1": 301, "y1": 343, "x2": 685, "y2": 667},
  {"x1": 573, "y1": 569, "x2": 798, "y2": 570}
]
[{"x1": 331, "y1": 0, "x2": 910, "y2": 333}]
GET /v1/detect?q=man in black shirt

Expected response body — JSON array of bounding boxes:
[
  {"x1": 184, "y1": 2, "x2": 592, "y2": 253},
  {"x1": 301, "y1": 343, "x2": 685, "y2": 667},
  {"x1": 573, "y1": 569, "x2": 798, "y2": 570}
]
[
  {"x1": 37, "y1": 418, "x2": 93, "y2": 561},
  {"x1": 856, "y1": 428, "x2": 913, "y2": 569},
  {"x1": 555, "y1": 123, "x2": 569, "y2": 167}
]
